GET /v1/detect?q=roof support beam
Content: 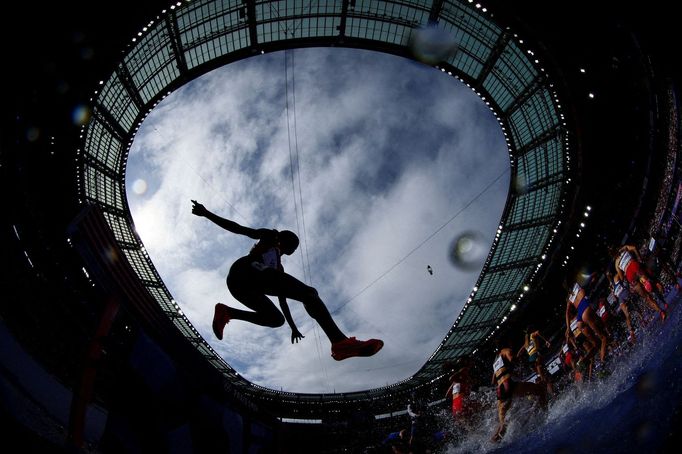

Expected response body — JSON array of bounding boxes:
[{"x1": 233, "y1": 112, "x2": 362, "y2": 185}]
[
  {"x1": 337, "y1": 0, "x2": 350, "y2": 37},
  {"x1": 502, "y1": 73, "x2": 546, "y2": 118},
  {"x1": 474, "y1": 30, "x2": 512, "y2": 89},
  {"x1": 486, "y1": 256, "x2": 541, "y2": 274},
  {"x1": 115, "y1": 64, "x2": 145, "y2": 112},
  {"x1": 247, "y1": 0, "x2": 258, "y2": 47},
  {"x1": 166, "y1": 11, "x2": 189, "y2": 75},
  {"x1": 428, "y1": 0, "x2": 445, "y2": 24},
  {"x1": 92, "y1": 102, "x2": 129, "y2": 143},
  {"x1": 514, "y1": 124, "x2": 564, "y2": 157}
]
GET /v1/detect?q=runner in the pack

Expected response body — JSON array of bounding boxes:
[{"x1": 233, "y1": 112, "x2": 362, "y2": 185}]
[
  {"x1": 606, "y1": 268, "x2": 638, "y2": 342},
  {"x1": 490, "y1": 338, "x2": 547, "y2": 442},
  {"x1": 516, "y1": 325, "x2": 553, "y2": 394},
  {"x1": 613, "y1": 244, "x2": 667, "y2": 321},
  {"x1": 444, "y1": 356, "x2": 476, "y2": 429},
  {"x1": 191, "y1": 200, "x2": 383, "y2": 361},
  {"x1": 560, "y1": 341, "x2": 590, "y2": 383},
  {"x1": 566, "y1": 310, "x2": 596, "y2": 379},
  {"x1": 564, "y1": 276, "x2": 609, "y2": 362}
]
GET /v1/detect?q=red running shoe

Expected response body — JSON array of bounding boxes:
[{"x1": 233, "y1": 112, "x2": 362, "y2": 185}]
[
  {"x1": 212, "y1": 303, "x2": 231, "y2": 340},
  {"x1": 331, "y1": 337, "x2": 384, "y2": 361}
]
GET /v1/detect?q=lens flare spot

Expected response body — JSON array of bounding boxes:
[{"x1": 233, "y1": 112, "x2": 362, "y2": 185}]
[
  {"x1": 72, "y1": 104, "x2": 92, "y2": 126},
  {"x1": 576, "y1": 265, "x2": 594, "y2": 287},
  {"x1": 409, "y1": 25, "x2": 459, "y2": 65},
  {"x1": 514, "y1": 174, "x2": 529, "y2": 195},
  {"x1": 26, "y1": 127, "x2": 40, "y2": 142},
  {"x1": 450, "y1": 231, "x2": 488, "y2": 271},
  {"x1": 132, "y1": 178, "x2": 148, "y2": 195},
  {"x1": 104, "y1": 246, "x2": 119, "y2": 264}
]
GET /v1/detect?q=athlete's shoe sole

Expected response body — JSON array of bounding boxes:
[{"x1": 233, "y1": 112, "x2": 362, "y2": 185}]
[
  {"x1": 212, "y1": 303, "x2": 231, "y2": 340},
  {"x1": 331, "y1": 337, "x2": 384, "y2": 361}
]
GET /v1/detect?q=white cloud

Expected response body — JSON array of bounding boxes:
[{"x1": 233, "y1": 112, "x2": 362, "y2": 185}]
[{"x1": 126, "y1": 47, "x2": 508, "y2": 393}]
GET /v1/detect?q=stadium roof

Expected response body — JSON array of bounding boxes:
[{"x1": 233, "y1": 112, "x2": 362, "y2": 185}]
[
  {"x1": 6, "y1": 0, "x2": 678, "y2": 420},
  {"x1": 76, "y1": 0, "x2": 574, "y2": 412}
]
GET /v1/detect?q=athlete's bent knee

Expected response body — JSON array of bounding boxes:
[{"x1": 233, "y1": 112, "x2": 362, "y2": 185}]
[
  {"x1": 266, "y1": 311, "x2": 285, "y2": 328},
  {"x1": 305, "y1": 286, "x2": 319, "y2": 299}
]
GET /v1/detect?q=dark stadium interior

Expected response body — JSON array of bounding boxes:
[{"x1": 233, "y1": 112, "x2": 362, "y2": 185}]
[{"x1": 3, "y1": 1, "x2": 681, "y2": 452}]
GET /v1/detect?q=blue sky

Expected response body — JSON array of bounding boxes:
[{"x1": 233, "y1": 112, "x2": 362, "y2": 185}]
[{"x1": 125, "y1": 47, "x2": 509, "y2": 393}]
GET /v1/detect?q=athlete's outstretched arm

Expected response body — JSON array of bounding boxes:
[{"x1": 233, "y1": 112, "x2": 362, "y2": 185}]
[
  {"x1": 278, "y1": 296, "x2": 304, "y2": 344},
  {"x1": 191, "y1": 200, "x2": 265, "y2": 239}
]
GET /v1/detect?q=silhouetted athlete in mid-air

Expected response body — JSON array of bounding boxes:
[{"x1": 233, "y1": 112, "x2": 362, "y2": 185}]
[{"x1": 191, "y1": 200, "x2": 383, "y2": 361}]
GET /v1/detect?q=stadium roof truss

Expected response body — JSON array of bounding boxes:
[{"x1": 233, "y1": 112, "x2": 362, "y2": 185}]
[{"x1": 77, "y1": 0, "x2": 572, "y2": 411}]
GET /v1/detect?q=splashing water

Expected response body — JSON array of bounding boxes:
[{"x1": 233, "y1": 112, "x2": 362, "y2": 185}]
[{"x1": 437, "y1": 289, "x2": 682, "y2": 453}]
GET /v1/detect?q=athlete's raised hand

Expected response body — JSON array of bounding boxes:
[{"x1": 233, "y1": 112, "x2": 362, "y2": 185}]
[
  {"x1": 291, "y1": 328, "x2": 305, "y2": 344},
  {"x1": 191, "y1": 199, "x2": 208, "y2": 217}
]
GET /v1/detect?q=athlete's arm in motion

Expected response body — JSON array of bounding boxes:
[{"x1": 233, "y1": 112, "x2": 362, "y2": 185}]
[
  {"x1": 565, "y1": 299, "x2": 572, "y2": 334},
  {"x1": 516, "y1": 341, "x2": 527, "y2": 359},
  {"x1": 191, "y1": 200, "x2": 268, "y2": 240},
  {"x1": 624, "y1": 244, "x2": 643, "y2": 262},
  {"x1": 535, "y1": 330, "x2": 551, "y2": 348},
  {"x1": 277, "y1": 266, "x2": 304, "y2": 344},
  {"x1": 445, "y1": 380, "x2": 455, "y2": 398}
]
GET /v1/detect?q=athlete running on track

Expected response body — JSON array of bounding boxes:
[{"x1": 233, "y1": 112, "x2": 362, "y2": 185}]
[
  {"x1": 564, "y1": 277, "x2": 609, "y2": 362},
  {"x1": 191, "y1": 200, "x2": 383, "y2": 361},
  {"x1": 490, "y1": 338, "x2": 547, "y2": 442},
  {"x1": 517, "y1": 325, "x2": 553, "y2": 394},
  {"x1": 613, "y1": 244, "x2": 667, "y2": 321}
]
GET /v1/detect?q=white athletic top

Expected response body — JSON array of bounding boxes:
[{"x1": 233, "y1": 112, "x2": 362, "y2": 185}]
[
  {"x1": 607, "y1": 293, "x2": 618, "y2": 306},
  {"x1": 570, "y1": 318, "x2": 581, "y2": 333},
  {"x1": 261, "y1": 248, "x2": 279, "y2": 269},
  {"x1": 568, "y1": 282, "x2": 581, "y2": 304},
  {"x1": 597, "y1": 305, "x2": 607, "y2": 317},
  {"x1": 562, "y1": 343, "x2": 569, "y2": 354},
  {"x1": 618, "y1": 251, "x2": 633, "y2": 272},
  {"x1": 452, "y1": 383, "x2": 461, "y2": 394},
  {"x1": 613, "y1": 280, "x2": 627, "y2": 297},
  {"x1": 493, "y1": 355, "x2": 505, "y2": 373},
  {"x1": 526, "y1": 339, "x2": 537, "y2": 354},
  {"x1": 250, "y1": 247, "x2": 280, "y2": 271}
]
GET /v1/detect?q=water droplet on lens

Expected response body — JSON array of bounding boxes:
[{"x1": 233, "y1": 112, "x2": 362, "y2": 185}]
[
  {"x1": 132, "y1": 178, "x2": 148, "y2": 195},
  {"x1": 514, "y1": 174, "x2": 529, "y2": 195},
  {"x1": 450, "y1": 231, "x2": 488, "y2": 271},
  {"x1": 409, "y1": 25, "x2": 459, "y2": 65},
  {"x1": 71, "y1": 104, "x2": 92, "y2": 126}
]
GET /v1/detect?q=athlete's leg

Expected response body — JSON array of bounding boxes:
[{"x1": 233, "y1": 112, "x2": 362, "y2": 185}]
[
  {"x1": 577, "y1": 321, "x2": 598, "y2": 357},
  {"x1": 492, "y1": 399, "x2": 511, "y2": 442},
  {"x1": 583, "y1": 309, "x2": 608, "y2": 362},
  {"x1": 225, "y1": 291, "x2": 285, "y2": 327},
  {"x1": 632, "y1": 280, "x2": 666, "y2": 319},
  {"x1": 620, "y1": 302, "x2": 636, "y2": 342},
  {"x1": 219, "y1": 259, "x2": 286, "y2": 332},
  {"x1": 535, "y1": 361, "x2": 553, "y2": 394},
  {"x1": 260, "y1": 270, "x2": 346, "y2": 343}
]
